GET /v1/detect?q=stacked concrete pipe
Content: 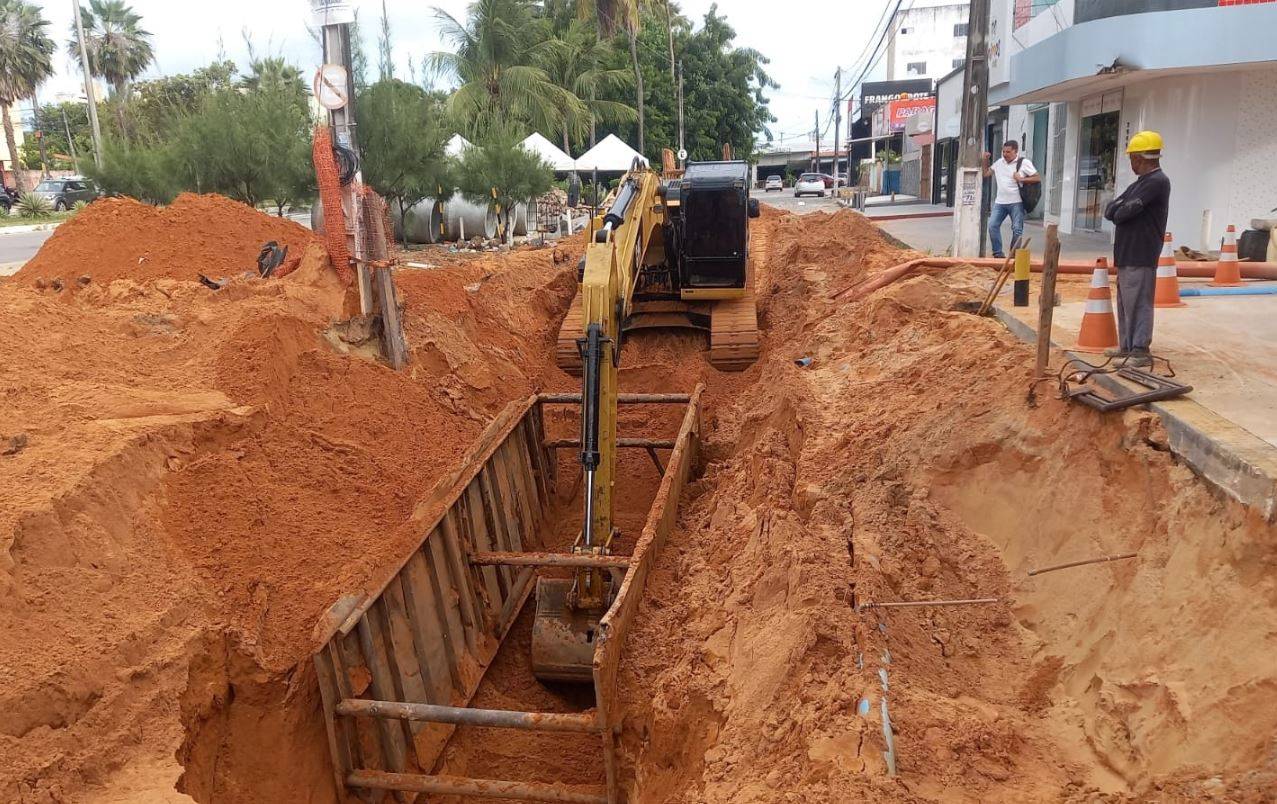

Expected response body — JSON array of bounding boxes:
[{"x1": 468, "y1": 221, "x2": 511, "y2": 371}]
[{"x1": 443, "y1": 197, "x2": 498, "y2": 242}]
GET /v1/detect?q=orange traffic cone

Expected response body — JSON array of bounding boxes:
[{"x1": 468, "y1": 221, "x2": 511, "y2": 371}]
[
  {"x1": 1074, "y1": 258, "x2": 1119, "y2": 354},
  {"x1": 1154, "y1": 232, "x2": 1187, "y2": 308},
  {"x1": 1209, "y1": 224, "x2": 1243, "y2": 287}
]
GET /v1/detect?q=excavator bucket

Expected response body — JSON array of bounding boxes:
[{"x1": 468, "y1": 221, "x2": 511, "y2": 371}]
[{"x1": 531, "y1": 577, "x2": 603, "y2": 683}]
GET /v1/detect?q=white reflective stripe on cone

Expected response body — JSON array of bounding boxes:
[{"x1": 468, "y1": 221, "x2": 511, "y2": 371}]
[
  {"x1": 1157, "y1": 266, "x2": 1178, "y2": 277},
  {"x1": 1089, "y1": 270, "x2": 1110, "y2": 287},
  {"x1": 1084, "y1": 299, "x2": 1112, "y2": 314}
]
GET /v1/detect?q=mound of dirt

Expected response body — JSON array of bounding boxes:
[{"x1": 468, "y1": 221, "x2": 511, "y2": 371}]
[
  {"x1": 0, "y1": 193, "x2": 582, "y2": 802},
  {"x1": 15, "y1": 194, "x2": 320, "y2": 284}
]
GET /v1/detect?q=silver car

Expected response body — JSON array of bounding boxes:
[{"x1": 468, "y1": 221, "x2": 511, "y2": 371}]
[
  {"x1": 764, "y1": 175, "x2": 783, "y2": 192},
  {"x1": 794, "y1": 173, "x2": 826, "y2": 198}
]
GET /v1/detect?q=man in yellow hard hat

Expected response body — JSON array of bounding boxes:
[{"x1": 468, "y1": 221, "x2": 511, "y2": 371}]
[{"x1": 1103, "y1": 130, "x2": 1171, "y2": 367}]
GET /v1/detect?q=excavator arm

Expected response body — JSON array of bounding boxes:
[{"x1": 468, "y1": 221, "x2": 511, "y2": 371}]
[{"x1": 532, "y1": 164, "x2": 663, "y2": 681}]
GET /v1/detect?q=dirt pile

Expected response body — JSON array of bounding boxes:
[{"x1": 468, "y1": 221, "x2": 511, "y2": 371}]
[
  {"x1": 0, "y1": 194, "x2": 581, "y2": 803},
  {"x1": 614, "y1": 207, "x2": 1277, "y2": 801},
  {"x1": 15, "y1": 194, "x2": 320, "y2": 285}
]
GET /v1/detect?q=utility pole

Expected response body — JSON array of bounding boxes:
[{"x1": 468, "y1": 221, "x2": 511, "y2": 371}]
[
  {"x1": 813, "y1": 110, "x2": 820, "y2": 174},
  {"x1": 72, "y1": 0, "x2": 103, "y2": 169},
  {"x1": 832, "y1": 67, "x2": 842, "y2": 188},
  {"x1": 31, "y1": 93, "x2": 49, "y2": 178},
  {"x1": 953, "y1": 0, "x2": 991, "y2": 257},
  {"x1": 677, "y1": 60, "x2": 685, "y2": 167},
  {"x1": 314, "y1": 1, "x2": 370, "y2": 314},
  {"x1": 62, "y1": 107, "x2": 79, "y2": 173}
]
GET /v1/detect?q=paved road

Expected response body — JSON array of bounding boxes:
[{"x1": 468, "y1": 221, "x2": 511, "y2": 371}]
[
  {"x1": 758, "y1": 190, "x2": 842, "y2": 216},
  {"x1": 0, "y1": 229, "x2": 56, "y2": 273}
]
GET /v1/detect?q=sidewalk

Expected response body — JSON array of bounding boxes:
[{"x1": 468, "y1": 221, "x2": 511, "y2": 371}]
[
  {"x1": 876, "y1": 214, "x2": 1111, "y2": 262},
  {"x1": 992, "y1": 276, "x2": 1277, "y2": 519}
]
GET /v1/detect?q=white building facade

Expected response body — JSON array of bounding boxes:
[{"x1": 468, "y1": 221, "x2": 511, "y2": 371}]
[
  {"x1": 886, "y1": 0, "x2": 971, "y2": 82},
  {"x1": 988, "y1": 0, "x2": 1277, "y2": 246}
]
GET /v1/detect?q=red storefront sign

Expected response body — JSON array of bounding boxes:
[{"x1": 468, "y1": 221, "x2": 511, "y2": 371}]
[{"x1": 886, "y1": 97, "x2": 935, "y2": 132}]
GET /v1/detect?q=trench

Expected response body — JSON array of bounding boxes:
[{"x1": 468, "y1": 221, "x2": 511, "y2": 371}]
[{"x1": 68, "y1": 206, "x2": 1276, "y2": 802}]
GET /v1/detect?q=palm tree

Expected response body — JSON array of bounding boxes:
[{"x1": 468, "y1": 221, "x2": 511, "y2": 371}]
[
  {"x1": 0, "y1": 0, "x2": 54, "y2": 191},
  {"x1": 428, "y1": 0, "x2": 585, "y2": 139},
  {"x1": 242, "y1": 57, "x2": 305, "y2": 96},
  {"x1": 67, "y1": 0, "x2": 154, "y2": 99},
  {"x1": 542, "y1": 19, "x2": 635, "y2": 153},
  {"x1": 582, "y1": 0, "x2": 657, "y2": 154}
]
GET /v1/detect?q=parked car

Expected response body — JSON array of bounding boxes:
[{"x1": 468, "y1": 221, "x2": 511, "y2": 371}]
[
  {"x1": 764, "y1": 175, "x2": 784, "y2": 192},
  {"x1": 794, "y1": 173, "x2": 826, "y2": 198},
  {"x1": 817, "y1": 173, "x2": 837, "y2": 188},
  {"x1": 0, "y1": 185, "x2": 17, "y2": 214},
  {"x1": 32, "y1": 177, "x2": 100, "y2": 211}
]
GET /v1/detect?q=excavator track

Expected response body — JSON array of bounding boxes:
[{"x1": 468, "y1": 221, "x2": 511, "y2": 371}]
[
  {"x1": 708, "y1": 290, "x2": 760, "y2": 371},
  {"x1": 556, "y1": 288, "x2": 759, "y2": 374}
]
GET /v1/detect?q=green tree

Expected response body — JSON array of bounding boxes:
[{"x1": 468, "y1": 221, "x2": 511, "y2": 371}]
[
  {"x1": 541, "y1": 17, "x2": 634, "y2": 153},
  {"x1": 123, "y1": 60, "x2": 237, "y2": 143},
  {"x1": 377, "y1": 0, "x2": 393, "y2": 81},
  {"x1": 357, "y1": 78, "x2": 455, "y2": 236},
  {"x1": 428, "y1": 0, "x2": 584, "y2": 139},
  {"x1": 582, "y1": 0, "x2": 655, "y2": 154},
  {"x1": 21, "y1": 101, "x2": 93, "y2": 171},
  {"x1": 68, "y1": 0, "x2": 154, "y2": 99},
  {"x1": 167, "y1": 81, "x2": 314, "y2": 212},
  {"x1": 456, "y1": 124, "x2": 553, "y2": 240},
  {"x1": 241, "y1": 56, "x2": 305, "y2": 95},
  {"x1": 84, "y1": 135, "x2": 176, "y2": 203},
  {"x1": 593, "y1": 4, "x2": 774, "y2": 164},
  {"x1": 0, "y1": 0, "x2": 55, "y2": 191}
]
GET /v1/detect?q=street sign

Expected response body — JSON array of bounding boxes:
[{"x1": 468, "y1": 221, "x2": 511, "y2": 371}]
[
  {"x1": 677, "y1": 148, "x2": 688, "y2": 161},
  {"x1": 314, "y1": 64, "x2": 349, "y2": 110}
]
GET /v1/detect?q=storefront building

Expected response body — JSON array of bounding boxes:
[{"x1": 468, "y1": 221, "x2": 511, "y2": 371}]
[{"x1": 988, "y1": 0, "x2": 1277, "y2": 245}]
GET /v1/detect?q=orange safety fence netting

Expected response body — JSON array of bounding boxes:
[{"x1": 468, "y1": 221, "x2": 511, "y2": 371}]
[{"x1": 313, "y1": 125, "x2": 353, "y2": 285}]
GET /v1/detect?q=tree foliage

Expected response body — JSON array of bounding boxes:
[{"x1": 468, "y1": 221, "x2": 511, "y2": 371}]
[
  {"x1": 428, "y1": 0, "x2": 585, "y2": 139},
  {"x1": 357, "y1": 78, "x2": 454, "y2": 216},
  {"x1": 595, "y1": 3, "x2": 774, "y2": 164},
  {"x1": 86, "y1": 59, "x2": 314, "y2": 212},
  {"x1": 0, "y1": 0, "x2": 55, "y2": 188},
  {"x1": 22, "y1": 101, "x2": 94, "y2": 171},
  {"x1": 456, "y1": 125, "x2": 554, "y2": 237},
  {"x1": 67, "y1": 0, "x2": 154, "y2": 98}
]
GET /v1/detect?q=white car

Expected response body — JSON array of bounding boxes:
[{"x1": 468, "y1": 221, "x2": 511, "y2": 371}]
[
  {"x1": 764, "y1": 175, "x2": 783, "y2": 192},
  {"x1": 794, "y1": 173, "x2": 826, "y2": 198}
]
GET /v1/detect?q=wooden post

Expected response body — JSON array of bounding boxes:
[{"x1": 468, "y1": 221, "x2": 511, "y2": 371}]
[
  {"x1": 1035, "y1": 224, "x2": 1061, "y2": 379},
  {"x1": 374, "y1": 267, "x2": 409, "y2": 370}
]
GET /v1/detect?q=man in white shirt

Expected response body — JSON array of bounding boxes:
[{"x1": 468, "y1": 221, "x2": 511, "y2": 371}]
[{"x1": 982, "y1": 140, "x2": 1040, "y2": 258}]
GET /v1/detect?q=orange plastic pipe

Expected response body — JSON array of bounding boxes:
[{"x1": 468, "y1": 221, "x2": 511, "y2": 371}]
[{"x1": 831, "y1": 257, "x2": 1277, "y2": 302}]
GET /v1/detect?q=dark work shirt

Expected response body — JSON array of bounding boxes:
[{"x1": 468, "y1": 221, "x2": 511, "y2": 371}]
[{"x1": 1104, "y1": 168, "x2": 1171, "y2": 268}]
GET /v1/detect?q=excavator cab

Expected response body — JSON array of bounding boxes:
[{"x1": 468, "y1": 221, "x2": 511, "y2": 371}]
[{"x1": 663, "y1": 160, "x2": 759, "y2": 292}]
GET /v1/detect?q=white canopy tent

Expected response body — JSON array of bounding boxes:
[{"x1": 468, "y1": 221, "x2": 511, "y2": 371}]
[
  {"x1": 445, "y1": 134, "x2": 472, "y2": 158},
  {"x1": 573, "y1": 134, "x2": 648, "y2": 172},
  {"x1": 520, "y1": 132, "x2": 576, "y2": 172}
]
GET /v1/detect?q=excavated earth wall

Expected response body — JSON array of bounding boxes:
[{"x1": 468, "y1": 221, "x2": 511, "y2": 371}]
[{"x1": 1, "y1": 198, "x2": 1273, "y2": 803}]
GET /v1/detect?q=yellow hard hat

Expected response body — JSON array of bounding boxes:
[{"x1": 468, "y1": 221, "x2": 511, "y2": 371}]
[{"x1": 1127, "y1": 130, "x2": 1164, "y2": 155}]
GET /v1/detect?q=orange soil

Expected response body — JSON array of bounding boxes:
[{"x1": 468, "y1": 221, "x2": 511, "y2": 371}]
[
  {"x1": 3, "y1": 199, "x2": 1275, "y2": 804},
  {"x1": 15, "y1": 194, "x2": 320, "y2": 285}
]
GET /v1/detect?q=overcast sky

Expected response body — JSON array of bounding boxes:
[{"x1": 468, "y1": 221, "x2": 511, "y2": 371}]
[{"x1": 32, "y1": 0, "x2": 893, "y2": 150}]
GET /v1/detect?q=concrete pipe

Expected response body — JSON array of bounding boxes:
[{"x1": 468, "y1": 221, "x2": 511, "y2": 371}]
[
  {"x1": 397, "y1": 199, "x2": 445, "y2": 244},
  {"x1": 443, "y1": 197, "x2": 498, "y2": 242},
  {"x1": 513, "y1": 201, "x2": 530, "y2": 236}
]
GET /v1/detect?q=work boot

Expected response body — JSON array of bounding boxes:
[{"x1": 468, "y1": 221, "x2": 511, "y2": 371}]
[
  {"x1": 1126, "y1": 350, "x2": 1153, "y2": 368},
  {"x1": 992, "y1": 252, "x2": 1005, "y2": 259},
  {"x1": 1104, "y1": 348, "x2": 1129, "y2": 359}
]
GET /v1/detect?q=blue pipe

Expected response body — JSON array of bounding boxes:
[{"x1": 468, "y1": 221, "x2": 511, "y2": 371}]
[{"x1": 1179, "y1": 285, "x2": 1277, "y2": 297}]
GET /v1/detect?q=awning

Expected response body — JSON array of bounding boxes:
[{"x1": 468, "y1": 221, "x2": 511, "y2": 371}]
[
  {"x1": 574, "y1": 134, "x2": 648, "y2": 172},
  {"x1": 520, "y1": 132, "x2": 576, "y2": 172}
]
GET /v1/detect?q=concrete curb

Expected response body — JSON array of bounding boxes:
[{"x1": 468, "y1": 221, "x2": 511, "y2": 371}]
[
  {"x1": 994, "y1": 304, "x2": 1277, "y2": 521},
  {"x1": 0, "y1": 220, "x2": 63, "y2": 235}
]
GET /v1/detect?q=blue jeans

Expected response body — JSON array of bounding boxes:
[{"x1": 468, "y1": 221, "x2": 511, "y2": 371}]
[{"x1": 988, "y1": 202, "x2": 1025, "y2": 256}]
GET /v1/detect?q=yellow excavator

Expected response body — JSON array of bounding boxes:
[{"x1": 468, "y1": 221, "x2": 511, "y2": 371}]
[{"x1": 532, "y1": 157, "x2": 760, "y2": 681}]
